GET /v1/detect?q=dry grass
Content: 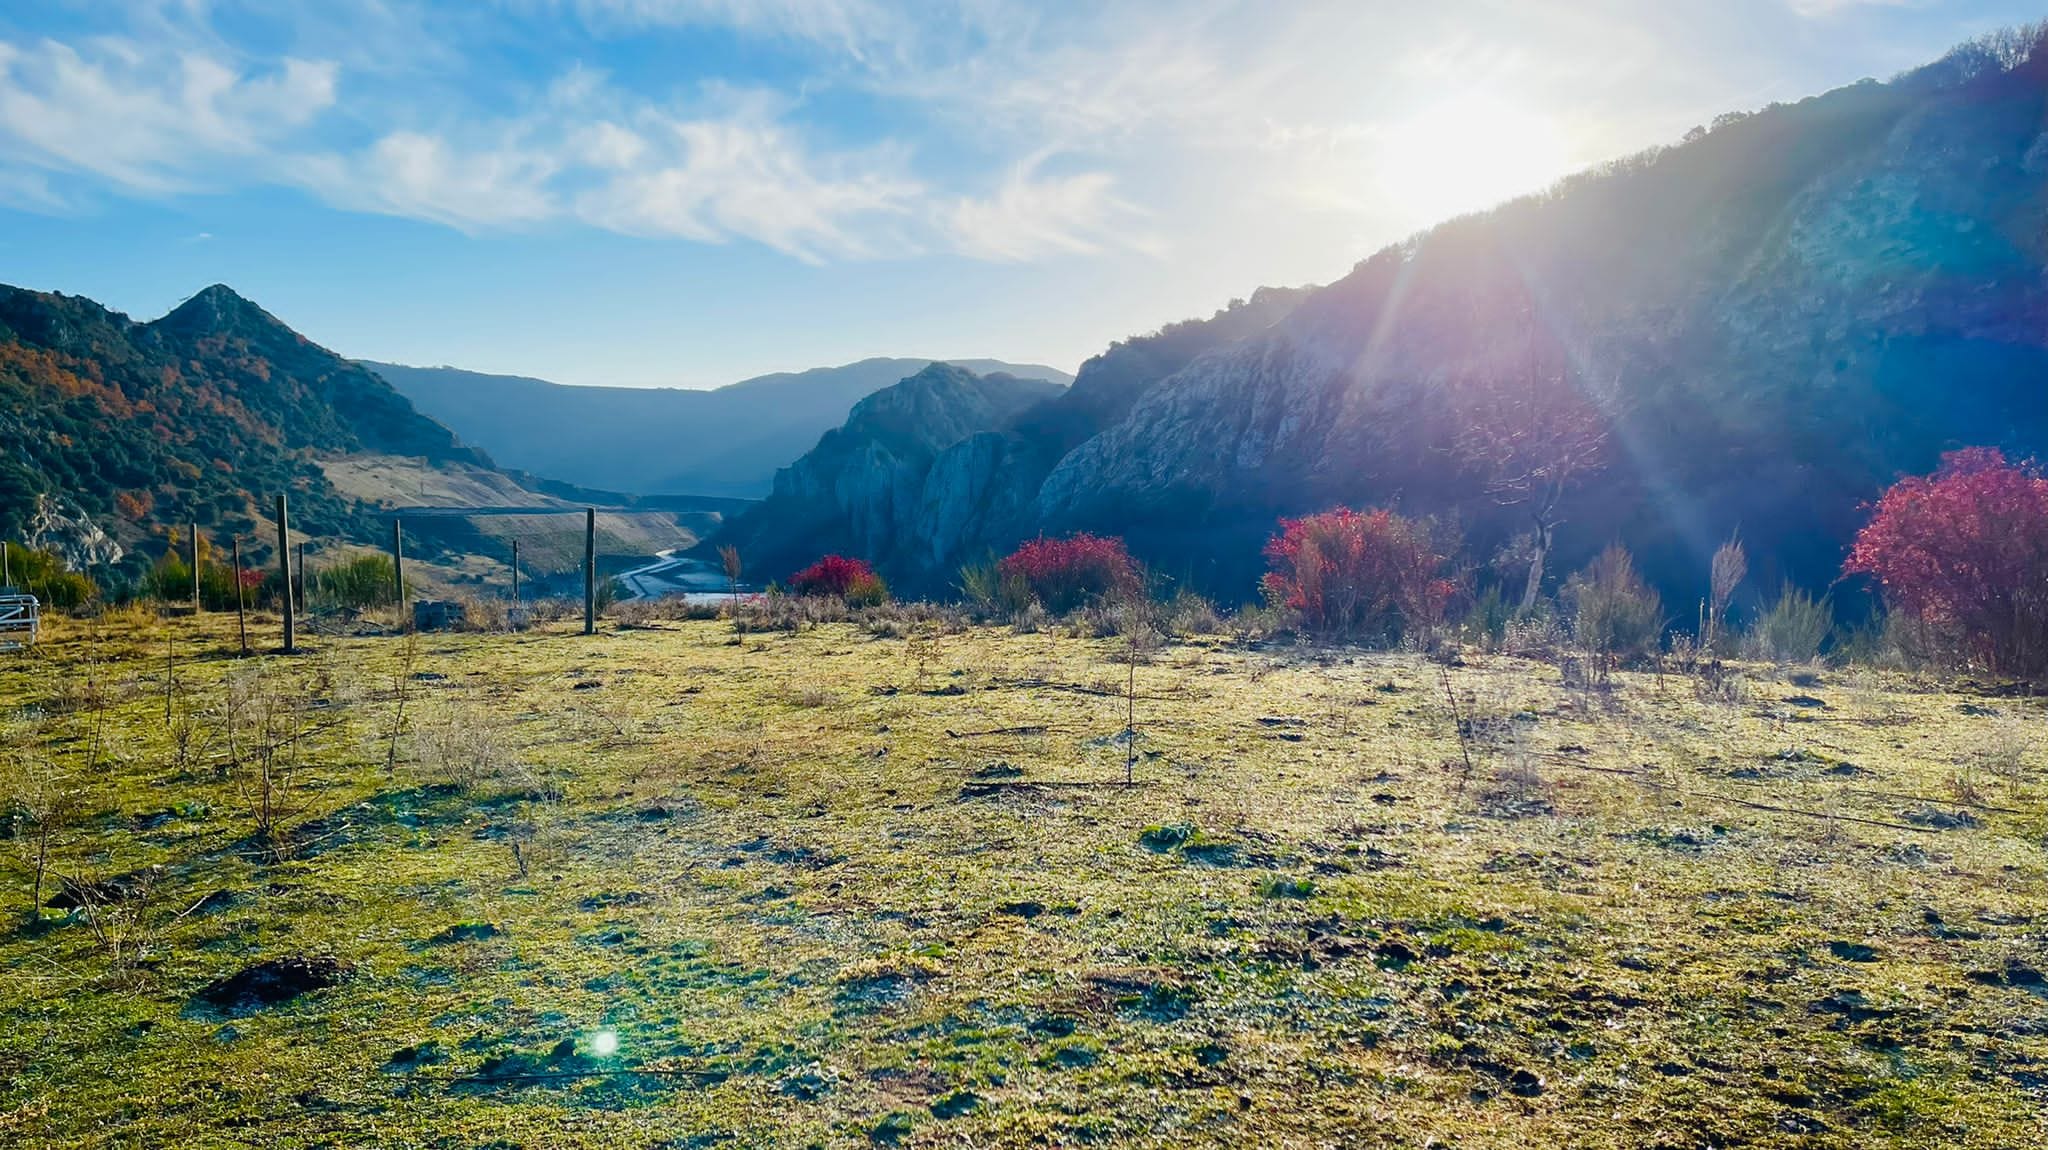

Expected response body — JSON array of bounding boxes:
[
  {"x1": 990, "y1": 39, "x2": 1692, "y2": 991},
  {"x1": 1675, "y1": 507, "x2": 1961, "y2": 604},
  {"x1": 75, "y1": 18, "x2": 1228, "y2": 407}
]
[{"x1": 0, "y1": 612, "x2": 2043, "y2": 1148}]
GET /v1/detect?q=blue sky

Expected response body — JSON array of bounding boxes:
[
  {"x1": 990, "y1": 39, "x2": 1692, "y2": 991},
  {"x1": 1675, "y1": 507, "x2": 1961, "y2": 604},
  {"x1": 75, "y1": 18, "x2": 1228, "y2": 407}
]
[{"x1": 0, "y1": 1, "x2": 2037, "y2": 387}]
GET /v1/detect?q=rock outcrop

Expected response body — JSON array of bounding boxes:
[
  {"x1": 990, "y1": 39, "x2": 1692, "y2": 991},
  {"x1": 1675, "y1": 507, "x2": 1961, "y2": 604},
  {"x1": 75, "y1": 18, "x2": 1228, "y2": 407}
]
[
  {"x1": 27, "y1": 495, "x2": 122, "y2": 569},
  {"x1": 720, "y1": 364, "x2": 1065, "y2": 579}
]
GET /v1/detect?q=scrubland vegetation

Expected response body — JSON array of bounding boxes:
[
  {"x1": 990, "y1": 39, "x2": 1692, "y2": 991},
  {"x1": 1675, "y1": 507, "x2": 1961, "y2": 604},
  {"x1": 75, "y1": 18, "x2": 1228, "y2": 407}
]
[
  {"x1": 0, "y1": 450, "x2": 2043, "y2": 1148},
  {"x1": 2, "y1": 569, "x2": 2044, "y2": 1148}
]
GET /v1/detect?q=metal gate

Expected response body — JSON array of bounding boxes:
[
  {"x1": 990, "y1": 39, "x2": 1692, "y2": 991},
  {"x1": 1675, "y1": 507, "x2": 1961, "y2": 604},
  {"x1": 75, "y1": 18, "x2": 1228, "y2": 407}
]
[{"x1": 0, "y1": 592, "x2": 39, "y2": 651}]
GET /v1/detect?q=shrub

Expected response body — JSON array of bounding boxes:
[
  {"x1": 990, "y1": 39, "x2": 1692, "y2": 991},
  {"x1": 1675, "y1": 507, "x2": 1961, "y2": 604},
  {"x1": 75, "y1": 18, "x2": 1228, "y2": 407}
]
[
  {"x1": 1260, "y1": 507, "x2": 1452, "y2": 643},
  {"x1": 1, "y1": 544, "x2": 98, "y2": 610},
  {"x1": 1744, "y1": 583, "x2": 1831, "y2": 664},
  {"x1": 313, "y1": 555, "x2": 401, "y2": 610},
  {"x1": 1164, "y1": 589, "x2": 1224, "y2": 637},
  {"x1": 1563, "y1": 545, "x2": 1663, "y2": 658},
  {"x1": 1460, "y1": 583, "x2": 1515, "y2": 649},
  {"x1": 1845, "y1": 447, "x2": 2048, "y2": 680},
  {"x1": 957, "y1": 556, "x2": 1032, "y2": 618},
  {"x1": 998, "y1": 534, "x2": 1141, "y2": 613},
  {"x1": 791, "y1": 555, "x2": 888, "y2": 606},
  {"x1": 141, "y1": 538, "x2": 256, "y2": 611}
]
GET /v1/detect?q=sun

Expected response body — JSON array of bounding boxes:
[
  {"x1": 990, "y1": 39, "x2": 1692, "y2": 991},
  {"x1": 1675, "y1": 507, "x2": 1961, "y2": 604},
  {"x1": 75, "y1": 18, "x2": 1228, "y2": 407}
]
[{"x1": 1376, "y1": 96, "x2": 1578, "y2": 226}]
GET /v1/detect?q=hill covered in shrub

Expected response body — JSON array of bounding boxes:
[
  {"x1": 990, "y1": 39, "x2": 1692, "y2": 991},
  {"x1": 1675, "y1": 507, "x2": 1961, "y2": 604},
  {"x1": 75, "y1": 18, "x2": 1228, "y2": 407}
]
[{"x1": 0, "y1": 283, "x2": 486, "y2": 577}]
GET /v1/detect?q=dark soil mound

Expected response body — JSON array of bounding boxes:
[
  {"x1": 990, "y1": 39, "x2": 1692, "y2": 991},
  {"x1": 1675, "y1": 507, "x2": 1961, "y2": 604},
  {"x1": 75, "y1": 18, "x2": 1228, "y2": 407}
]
[{"x1": 197, "y1": 955, "x2": 352, "y2": 1012}]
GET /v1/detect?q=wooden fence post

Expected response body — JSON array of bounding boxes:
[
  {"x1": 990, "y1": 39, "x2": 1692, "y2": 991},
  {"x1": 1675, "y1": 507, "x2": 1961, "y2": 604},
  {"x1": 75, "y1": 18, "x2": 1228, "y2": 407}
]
[
  {"x1": 191, "y1": 521, "x2": 201, "y2": 615},
  {"x1": 233, "y1": 537, "x2": 249, "y2": 657},
  {"x1": 583, "y1": 508, "x2": 596, "y2": 635},
  {"x1": 276, "y1": 495, "x2": 295, "y2": 654},
  {"x1": 510, "y1": 539, "x2": 519, "y2": 604},
  {"x1": 391, "y1": 519, "x2": 405, "y2": 615}
]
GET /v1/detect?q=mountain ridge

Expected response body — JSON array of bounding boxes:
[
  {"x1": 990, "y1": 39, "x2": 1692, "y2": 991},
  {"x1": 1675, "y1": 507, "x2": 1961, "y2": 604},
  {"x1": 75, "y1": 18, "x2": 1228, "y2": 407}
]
[
  {"x1": 721, "y1": 28, "x2": 2048, "y2": 607},
  {"x1": 0, "y1": 281, "x2": 493, "y2": 572},
  {"x1": 365, "y1": 356, "x2": 1074, "y2": 499}
]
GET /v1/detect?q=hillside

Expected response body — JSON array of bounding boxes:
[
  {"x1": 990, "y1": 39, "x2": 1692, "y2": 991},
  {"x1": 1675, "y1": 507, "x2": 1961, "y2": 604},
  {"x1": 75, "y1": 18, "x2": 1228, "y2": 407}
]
[
  {"x1": 365, "y1": 357, "x2": 1075, "y2": 499},
  {"x1": 718, "y1": 290, "x2": 1310, "y2": 585},
  {"x1": 0, "y1": 283, "x2": 486, "y2": 574},
  {"x1": 715, "y1": 363, "x2": 1074, "y2": 579},
  {"x1": 729, "y1": 31, "x2": 2048, "y2": 609}
]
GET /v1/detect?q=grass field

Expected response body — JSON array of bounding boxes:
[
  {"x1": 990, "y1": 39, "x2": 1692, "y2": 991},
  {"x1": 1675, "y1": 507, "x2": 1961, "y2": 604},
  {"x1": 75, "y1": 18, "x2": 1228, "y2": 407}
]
[{"x1": 1, "y1": 612, "x2": 2044, "y2": 1148}]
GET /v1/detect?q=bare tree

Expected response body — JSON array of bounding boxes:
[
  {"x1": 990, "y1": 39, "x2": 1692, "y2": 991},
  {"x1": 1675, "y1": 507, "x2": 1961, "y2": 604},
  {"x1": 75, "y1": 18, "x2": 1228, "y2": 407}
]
[
  {"x1": 1706, "y1": 535, "x2": 1747, "y2": 653},
  {"x1": 718, "y1": 544, "x2": 743, "y2": 602},
  {"x1": 1456, "y1": 337, "x2": 1613, "y2": 612},
  {"x1": 719, "y1": 544, "x2": 749, "y2": 642},
  {"x1": 3, "y1": 722, "x2": 74, "y2": 921},
  {"x1": 1113, "y1": 599, "x2": 1162, "y2": 785}
]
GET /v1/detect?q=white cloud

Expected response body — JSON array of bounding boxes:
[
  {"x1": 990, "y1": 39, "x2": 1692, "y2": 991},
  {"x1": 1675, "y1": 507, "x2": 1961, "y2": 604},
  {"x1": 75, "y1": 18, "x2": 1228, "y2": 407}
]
[
  {"x1": 0, "y1": 0, "x2": 1998, "y2": 281},
  {"x1": 295, "y1": 131, "x2": 561, "y2": 230},
  {"x1": 945, "y1": 159, "x2": 1141, "y2": 262},
  {"x1": 573, "y1": 111, "x2": 922, "y2": 261},
  {"x1": 1787, "y1": 0, "x2": 1920, "y2": 16},
  {"x1": 0, "y1": 36, "x2": 336, "y2": 197},
  {"x1": 532, "y1": 0, "x2": 902, "y2": 62}
]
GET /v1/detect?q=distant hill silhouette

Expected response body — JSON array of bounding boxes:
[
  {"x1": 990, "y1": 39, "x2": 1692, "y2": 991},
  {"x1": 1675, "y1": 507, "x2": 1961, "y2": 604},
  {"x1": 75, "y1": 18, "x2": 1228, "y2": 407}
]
[
  {"x1": 721, "y1": 27, "x2": 2048, "y2": 609},
  {"x1": 365, "y1": 357, "x2": 1074, "y2": 499}
]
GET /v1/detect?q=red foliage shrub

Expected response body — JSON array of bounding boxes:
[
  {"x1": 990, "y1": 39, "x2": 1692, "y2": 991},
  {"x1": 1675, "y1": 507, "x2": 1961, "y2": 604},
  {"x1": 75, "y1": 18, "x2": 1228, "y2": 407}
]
[
  {"x1": 1261, "y1": 507, "x2": 1453, "y2": 641},
  {"x1": 1845, "y1": 448, "x2": 2048, "y2": 679},
  {"x1": 790, "y1": 555, "x2": 888, "y2": 605},
  {"x1": 997, "y1": 534, "x2": 1142, "y2": 613}
]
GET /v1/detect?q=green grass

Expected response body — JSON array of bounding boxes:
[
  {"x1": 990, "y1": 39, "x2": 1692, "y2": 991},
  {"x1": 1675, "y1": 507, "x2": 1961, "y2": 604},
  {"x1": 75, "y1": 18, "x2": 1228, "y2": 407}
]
[{"x1": 1, "y1": 612, "x2": 2044, "y2": 1147}]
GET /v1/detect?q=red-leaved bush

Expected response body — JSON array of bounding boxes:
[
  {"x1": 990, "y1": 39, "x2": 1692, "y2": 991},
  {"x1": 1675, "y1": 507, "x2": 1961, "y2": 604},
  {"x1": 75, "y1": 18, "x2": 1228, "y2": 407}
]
[
  {"x1": 1845, "y1": 447, "x2": 2048, "y2": 680},
  {"x1": 997, "y1": 534, "x2": 1141, "y2": 613},
  {"x1": 789, "y1": 554, "x2": 888, "y2": 605},
  {"x1": 1262, "y1": 507, "x2": 1453, "y2": 641}
]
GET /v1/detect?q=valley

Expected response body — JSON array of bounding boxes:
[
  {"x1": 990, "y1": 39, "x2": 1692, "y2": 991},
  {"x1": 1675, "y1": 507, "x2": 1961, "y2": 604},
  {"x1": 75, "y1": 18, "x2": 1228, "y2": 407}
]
[{"x1": 3, "y1": 10, "x2": 2048, "y2": 1150}]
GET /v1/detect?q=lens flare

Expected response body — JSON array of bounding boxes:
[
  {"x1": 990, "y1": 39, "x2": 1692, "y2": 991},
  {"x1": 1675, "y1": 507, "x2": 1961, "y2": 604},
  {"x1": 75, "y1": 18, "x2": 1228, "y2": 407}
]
[{"x1": 1377, "y1": 96, "x2": 1577, "y2": 225}]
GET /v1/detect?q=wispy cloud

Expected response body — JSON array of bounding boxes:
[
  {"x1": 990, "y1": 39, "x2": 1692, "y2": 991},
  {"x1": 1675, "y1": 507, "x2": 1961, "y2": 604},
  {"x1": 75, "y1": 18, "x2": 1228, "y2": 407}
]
[
  {"x1": 295, "y1": 131, "x2": 561, "y2": 230},
  {"x1": 572, "y1": 110, "x2": 922, "y2": 261},
  {"x1": 1787, "y1": 0, "x2": 1922, "y2": 16},
  {"x1": 0, "y1": 0, "x2": 2026, "y2": 280},
  {"x1": 945, "y1": 158, "x2": 1142, "y2": 262},
  {"x1": 524, "y1": 0, "x2": 906, "y2": 62},
  {"x1": 0, "y1": 37, "x2": 336, "y2": 198}
]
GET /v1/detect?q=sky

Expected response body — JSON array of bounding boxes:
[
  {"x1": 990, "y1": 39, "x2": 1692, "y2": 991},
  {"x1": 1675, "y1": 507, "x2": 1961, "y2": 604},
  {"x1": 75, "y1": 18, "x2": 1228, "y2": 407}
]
[{"x1": 0, "y1": 1, "x2": 2037, "y2": 388}]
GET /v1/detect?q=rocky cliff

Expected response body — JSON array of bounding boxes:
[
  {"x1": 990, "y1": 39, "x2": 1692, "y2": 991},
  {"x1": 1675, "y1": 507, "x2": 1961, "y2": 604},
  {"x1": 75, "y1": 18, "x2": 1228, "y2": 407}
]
[
  {"x1": 719, "y1": 289, "x2": 1310, "y2": 587},
  {"x1": 719, "y1": 364, "x2": 1066, "y2": 579},
  {"x1": 729, "y1": 28, "x2": 2048, "y2": 605}
]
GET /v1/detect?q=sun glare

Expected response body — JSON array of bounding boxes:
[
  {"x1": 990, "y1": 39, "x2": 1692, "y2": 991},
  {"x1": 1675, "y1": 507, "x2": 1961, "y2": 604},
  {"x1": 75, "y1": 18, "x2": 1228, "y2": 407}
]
[{"x1": 1376, "y1": 96, "x2": 1577, "y2": 225}]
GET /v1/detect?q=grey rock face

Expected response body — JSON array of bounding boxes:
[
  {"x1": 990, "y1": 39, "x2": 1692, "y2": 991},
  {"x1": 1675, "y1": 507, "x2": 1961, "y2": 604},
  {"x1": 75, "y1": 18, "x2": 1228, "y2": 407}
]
[{"x1": 28, "y1": 496, "x2": 123, "y2": 569}]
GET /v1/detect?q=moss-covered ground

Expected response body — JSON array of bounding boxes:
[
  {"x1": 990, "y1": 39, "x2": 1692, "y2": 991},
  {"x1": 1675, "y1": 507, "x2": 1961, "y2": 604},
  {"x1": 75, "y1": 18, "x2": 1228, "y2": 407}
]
[{"x1": 1, "y1": 613, "x2": 2044, "y2": 1148}]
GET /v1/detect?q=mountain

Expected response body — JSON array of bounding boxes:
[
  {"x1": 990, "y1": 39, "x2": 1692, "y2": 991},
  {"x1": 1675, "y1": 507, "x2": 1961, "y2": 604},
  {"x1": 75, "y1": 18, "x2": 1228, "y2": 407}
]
[
  {"x1": 725, "y1": 28, "x2": 2048, "y2": 607},
  {"x1": 364, "y1": 356, "x2": 1076, "y2": 499},
  {"x1": 715, "y1": 363, "x2": 1067, "y2": 579},
  {"x1": 717, "y1": 288, "x2": 1310, "y2": 586},
  {"x1": 0, "y1": 283, "x2": 486, "y2": 572}
]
